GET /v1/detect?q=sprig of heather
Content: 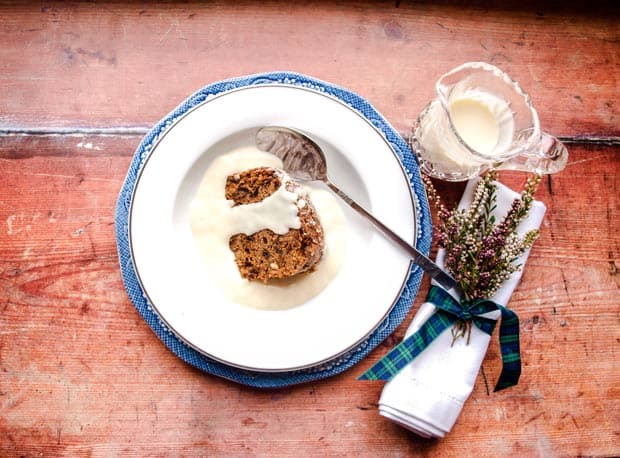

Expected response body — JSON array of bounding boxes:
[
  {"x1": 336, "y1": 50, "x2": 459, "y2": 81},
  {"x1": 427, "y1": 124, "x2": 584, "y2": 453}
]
[{"x1": 424, "y1": 172, "x2": 542, "y2": 300}]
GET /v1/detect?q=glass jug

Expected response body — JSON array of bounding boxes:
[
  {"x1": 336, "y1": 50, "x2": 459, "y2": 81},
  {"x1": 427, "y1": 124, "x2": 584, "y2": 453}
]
[{"x1": 410, "y1": 62, "x2": 568, "y2": 181}]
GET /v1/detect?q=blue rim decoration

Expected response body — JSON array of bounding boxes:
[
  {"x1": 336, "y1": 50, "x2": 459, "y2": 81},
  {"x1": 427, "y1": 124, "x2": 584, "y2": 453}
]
[{"x1": 115, "y1": 71, "x2": 432, "y2": 388}]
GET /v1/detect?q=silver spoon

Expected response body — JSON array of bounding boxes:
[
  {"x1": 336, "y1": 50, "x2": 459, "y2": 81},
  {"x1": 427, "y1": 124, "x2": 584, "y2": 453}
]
[{"x1": 255, "y1": 126, "x2": 458, "y2": 291}]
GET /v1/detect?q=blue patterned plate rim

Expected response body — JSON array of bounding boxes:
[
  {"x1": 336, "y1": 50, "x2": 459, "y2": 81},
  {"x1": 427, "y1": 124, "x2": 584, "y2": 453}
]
[{"x1": 115, "y1": 71, "x2": 432, "y2": 388}]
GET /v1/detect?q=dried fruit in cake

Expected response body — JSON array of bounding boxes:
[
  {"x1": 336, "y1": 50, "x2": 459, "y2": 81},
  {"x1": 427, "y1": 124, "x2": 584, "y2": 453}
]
[{"x1": 226, "y1": 167, "x2": 324, "y2": 283}]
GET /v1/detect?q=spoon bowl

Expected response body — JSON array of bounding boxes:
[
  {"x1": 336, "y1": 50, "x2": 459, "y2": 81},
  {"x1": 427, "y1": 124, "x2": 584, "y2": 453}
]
[{"x1": 255, "y1": 126, "x2": 328, "y2": 182}]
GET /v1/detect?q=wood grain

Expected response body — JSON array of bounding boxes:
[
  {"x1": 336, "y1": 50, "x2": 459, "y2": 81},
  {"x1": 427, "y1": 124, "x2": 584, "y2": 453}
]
[
  {"x1": 0, "y1": 134, "x2": 617, "y2": 456},
  {"x1": 0, "y1": 1, "x2": 618, "y2": 456},
  {"x1": 0, "y1": 1, "x2": 618, "y2": 137}
]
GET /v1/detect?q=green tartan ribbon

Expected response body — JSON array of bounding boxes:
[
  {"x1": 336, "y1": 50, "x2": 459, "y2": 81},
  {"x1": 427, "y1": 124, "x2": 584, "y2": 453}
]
[{"x1": 359, "y1": 285, "x2": 521, "y2": 392}]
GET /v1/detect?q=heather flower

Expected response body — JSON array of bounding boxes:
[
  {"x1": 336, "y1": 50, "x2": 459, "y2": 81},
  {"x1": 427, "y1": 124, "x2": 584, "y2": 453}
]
[{"x1": 424, "y1": 171, "x2": 542, "y2": 301}]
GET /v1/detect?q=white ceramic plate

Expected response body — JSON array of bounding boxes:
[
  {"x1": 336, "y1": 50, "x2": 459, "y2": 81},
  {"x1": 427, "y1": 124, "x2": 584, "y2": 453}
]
[{"x1": 129, "y1": 84, "x2": 416, "y2": 371}]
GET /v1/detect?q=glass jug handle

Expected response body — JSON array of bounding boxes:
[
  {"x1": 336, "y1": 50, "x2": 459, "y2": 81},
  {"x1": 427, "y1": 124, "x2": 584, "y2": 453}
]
[{"x1": 498, "y1": 130, "x2": 568, "y2": 174}]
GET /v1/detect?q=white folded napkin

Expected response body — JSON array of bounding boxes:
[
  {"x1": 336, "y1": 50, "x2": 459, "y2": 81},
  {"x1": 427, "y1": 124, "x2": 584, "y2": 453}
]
[{"x1": 379, "y1": 178, "x2": 546, "y2": 438}]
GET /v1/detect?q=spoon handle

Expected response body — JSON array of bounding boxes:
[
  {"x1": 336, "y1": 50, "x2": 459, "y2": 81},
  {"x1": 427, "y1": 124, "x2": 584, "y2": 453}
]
[{"x1": 325, "y1": 180, "x2": 458, "y2": 292}]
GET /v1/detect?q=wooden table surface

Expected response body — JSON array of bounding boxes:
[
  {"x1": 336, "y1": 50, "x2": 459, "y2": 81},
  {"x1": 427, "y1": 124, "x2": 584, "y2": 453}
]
[{"x1": 1, "y1": 2, "x2": 618, "y2": 456}]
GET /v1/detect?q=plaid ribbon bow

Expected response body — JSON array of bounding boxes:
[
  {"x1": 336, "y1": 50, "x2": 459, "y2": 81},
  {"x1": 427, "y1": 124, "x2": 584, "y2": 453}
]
[{"x1": 359, "y1": 285, "x2": 521, "y2": 392}]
